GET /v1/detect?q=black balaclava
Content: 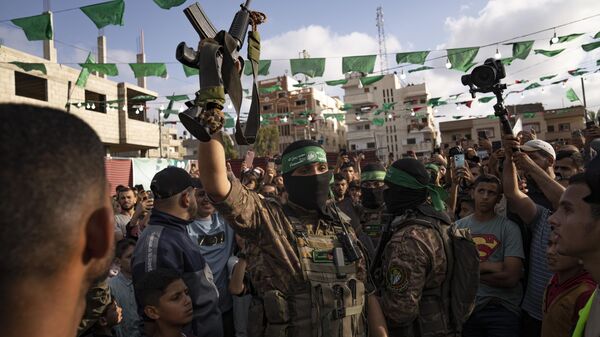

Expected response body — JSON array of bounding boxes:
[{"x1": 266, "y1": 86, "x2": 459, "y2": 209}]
[
  {"x1": 361, "y1": 163, "x2": 386, "y2": 209},
  {"x1": 282, "y1": 140, "x2": 331, "y2": 212},
  {"x1": 384, "y1": 158, "x2": 430, "y2": 215}
]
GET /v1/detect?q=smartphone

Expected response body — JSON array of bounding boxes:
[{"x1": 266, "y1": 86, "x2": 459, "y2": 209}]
[
  {"x1": 477, "y1": 150, "x2": 489, "y2": 160},
  {"x1": 267, "y1": 161, "x2": 275, "y2": 170},
  {"x1": 492, "y1": 141, "x2": 502, "y2": 152},
  {"x1": 244, "y1": 150, "x2": 255, "y2": 169},
  {"x1": 477, "y1": 131, "x2": 488, "y2": 140},
  {"x1": 454, "y1": 154, "x2": 465, "y2": 168},
  {"x1": 146, "y1": 191, "x2": 154, "y2": 201}
]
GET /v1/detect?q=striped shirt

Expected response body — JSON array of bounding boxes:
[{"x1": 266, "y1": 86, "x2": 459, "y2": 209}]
[{"x1": 521, "y1": 206, "x2": 554, "y2": 320}]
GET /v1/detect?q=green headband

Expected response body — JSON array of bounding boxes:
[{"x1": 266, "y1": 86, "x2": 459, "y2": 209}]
[
  {"x1": 361, "y1": 171, "x2": 386, "y2": 182},
  {"x1": 385, "y1": 166, "x2": 448, "y2": 211},
  {"x1": 425, "y1": 163, "x2": 440, "y2": 173},
  {"x1": 281, "y1": 146, "x2": 328, "y2": 174}
]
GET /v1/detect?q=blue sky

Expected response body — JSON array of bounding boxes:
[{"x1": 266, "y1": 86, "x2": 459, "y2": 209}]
[{"x1": 1, "y1": 0, "x2": 600, "y2": 121}]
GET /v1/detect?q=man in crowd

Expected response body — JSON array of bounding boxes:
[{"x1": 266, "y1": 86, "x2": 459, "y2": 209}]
[
  {"x1": 549, "y1": 158, "x2": 600, "y2": 336},
  {"x1": 187, "y1": 180, "x2": 236, "y2": 337},
  {"x1": 0, "y1": 104, "x2": 115, "y2": 337},
  {"x1": 197, "y1": 138, "x2": 388, "y2": 337},
  {"x1": 341, "y1": 162, "x2": 358, "y2": 184},
  {"x1": 357, "y1": 163, "x2": 387, "y2": 248},
  {"x1": 131, "y1": 167, "x2": 222, "y2": 337},
  {"x1": 109, "y1": 239, "x2": 141, "y2": 337},
  {"x1": 554, "y1": 149, "x2": 585, "y2": 187},
  {"x1": 503, "y1": 135, "x2": 566, "y2": 336},
  {"x1": 114, "y1": 187, "x2": 153, "y2": 240},
  {"x1": 457, "y1": 175, "x2": 524, "y2": 336}
]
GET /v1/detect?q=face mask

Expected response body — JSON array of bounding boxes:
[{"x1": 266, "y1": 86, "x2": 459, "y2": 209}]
[
  {"x1": 383, "y1": 186, "x2": 427, "y2": 214},
  {"x1": 284, "y1": 171, "x2": 332, "y2": 212},
  {"x1": 361, "y1": 187, "x2": 384, "y2": 209}
]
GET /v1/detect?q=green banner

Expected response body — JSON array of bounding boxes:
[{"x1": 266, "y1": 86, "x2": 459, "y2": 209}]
[
  {"x1": 166, "y1": 94, "x2": 189, "y2": 101},
  {"x1": 342, "y1": 55, "x2": 377, "y2": 74},
  {"x1": 259, "y1": 85, "x2": 282, "y2": 94},
  {"x1": 447, "y1": 47, "x2": 479, "y2": 72},
  {"x1": 224, "y1": 117, "x2": 235, "y2": 128},
  {"x1": 290, "y1": 58, "x2": 325, "y2": 78},
  {"x1": 408, "y1": 66, "x2": 434, "y2": 73},
  {"x1": 130, "y1": 95, "x2": 157, "y2": 101},
  {"x1": 11, "y1": 13, "x2": 52, "y2": 41},
  {"x1": 182, "y1": 65, "x2": 199, "y2": 77},
  {"x1": 10, "y1": 61, "x2": 47, "y2": 75},
  {"x1": 244, "y1": 59, "x2": 271, "y2": 76},
  {"x1": 76, "y1": 53, "x2": 95, "y2": 88},
  {"x1": 582, "y1": 41, "x2": 600, "y2": 52},
  {"x1": 534, "y1": 49, "x2": 565, "y2": 57},
  {"x1": 80, "y1": 63, "x2": 119, "y2": 76},
  {"x1": 382, "y1": 102, "x2": 397, "y2": 110},
  {"x1": 340, "y1": 103, "x2": 352, "y2": 111},
  {"x1": 395, "y1": 51, "x2": 430, "y2": 65},
  {"x1": 539, "y1": 74, "x2": 557, "y2": 81},
  {"x1": 478, "y1": 96, "x2": 495, "y2": 103},
  {"x1": 551, "y1": 33, "x2": 584, "y2": 45},
  {"x1": 129, "y1": 63, "x2": 167, "y2": 78},
  {"x1": 595, "y1": 31, "x2": 600, "y2": 39},
  {"x1": 566, "y1": 88, "x2": 580, "y2": 102},
  {"x1": 523, "y1": 83, "x2": 541, "y2": 90},
  {"x1": 325, "y1": 79, "x2": 348, "y2": 86},
  {"x1": 360, "y1": 75, "x2": 384, "y2": 86},
  {"x1": 427, "y1": 97, "x2": 441, "y2": 106},
  {"x1": 372, "y1": 118, "x2": 385, "y2": 126},
  {"x1": 508, "y1": 41, "x2": 534, "y2": 60},
  {"x1": 568, "y1": 68, "x2": 588, "y2": 76},
  {"x1": 80, "y1": 0, "x2": 125, "y2": 29},
  {"x1": 501, "y1": 57, "x2": 515, "y2": 66},
  {"x1": 153, "y1": 0, "x2": 186, "y2": 9}
]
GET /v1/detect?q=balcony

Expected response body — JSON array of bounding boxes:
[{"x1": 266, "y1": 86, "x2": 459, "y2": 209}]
[
  {"x1": 402, "y1": 141, "x2": 433, "y2": 153},
  {"x1": 344, "y1": 92, "x2": 375, "y2": 106}
]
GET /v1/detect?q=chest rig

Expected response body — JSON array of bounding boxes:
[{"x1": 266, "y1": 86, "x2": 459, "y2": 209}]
[
  {"x1": 261, "y1": 207, "x2": 367, "y2": 337},
  {"x1": 360, "y1": 207, "x2": 385, "y2": 247}
]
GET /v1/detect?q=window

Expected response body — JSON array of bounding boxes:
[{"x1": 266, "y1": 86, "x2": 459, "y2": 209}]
[
  {"x1": 277, "y1": 92, "x2": 286, "y2": 98},
  {"x1": 295, "y1": 99, "x2": 306, "y2": 106},
  {"x1": 394, "y1": 135, "x2": 398, "y2": 142},
  {"x1": 547, "y1": 125, "x2": 555, "y2": 132},
  {"x1": 523, "y1": 123, "x2": 541, "y2": 133},
  {"x1": 15, "y1": 71, "x2": 47, "y2": 101},
  {"x1": 421, "y1": 118, "x2": 428, "y2": 123},
  {"x1": 262, "y1": 104, "x2": 273, "y2": 111},
  {"x1": 367, "y1": 142, "x2": 376, "y2": 149},
  {"x1": 465, "y1": 134, "x2": 472, "y2": 140},
  {"x1": 315, "y1": 100, "x2": 321, "y2": 107},
  {"x1": 364, "y1": 124, "x2": 370, "y2": 130},
  {"x1": 364, "y1": 88, "x2": 370, "y2": 93},
  {"x1": 351, "y1": 144, "x2": 357, "y2": 151},
  {"x1": 171, "y1": 134, "x2": 177, "y2": 140},
  {"x1": 407, "y1": 138, "x2": 416, "y2": 144},
  {"x1": 476, "y1": 128, "x2": 495, "y2": 139},
  {"x1": 279, "y1": 124, "x2": 290, "y2": 136},
  {"x1": 559, "y1": 123, "x2": 571, "y2": 132},
  {"x1": 84, "y1": 90, "x2": 106, "y2": 113}
]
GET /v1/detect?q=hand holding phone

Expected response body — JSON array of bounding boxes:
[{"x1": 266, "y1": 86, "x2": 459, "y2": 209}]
[
  {"x1": 244, "y1": 150, "x2": 255, "y2": 169},
  {"x1": 454, "y1": 154, "x2": 465, "y2": 168}
]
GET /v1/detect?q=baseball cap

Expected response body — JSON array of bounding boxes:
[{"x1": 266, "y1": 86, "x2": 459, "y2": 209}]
[
  {"x1": 521, "y1": 139, "x2": 556, "y2": 159},
  {"x1": 150, "y1": 167, "x2": 201, "y2": 199}
]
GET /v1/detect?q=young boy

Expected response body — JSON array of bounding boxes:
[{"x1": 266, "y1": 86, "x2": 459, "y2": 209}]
[
  {"x1": 81, "y1": 299, "x2": 123, "y2": 337},
  {"x1": 134, "y1": 269, "x2": 194, "y2": 337},
  {"x1": 109, "y1": 239, "x2": 140, "y2": 337},
  {"x1": 541, "y1": 237, "x2": 596, "y2": 337}
]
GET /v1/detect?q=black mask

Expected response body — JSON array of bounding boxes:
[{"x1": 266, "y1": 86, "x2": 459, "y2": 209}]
[
  {"x1": 284, "y1": 171, "x2": 332, "y2": 212},
  {"x1": 361, "y1": 187, "x2": 384, "y2": 209},
  {"x1": 383, "y1": 186, "x2": 428, "y2": 215}
]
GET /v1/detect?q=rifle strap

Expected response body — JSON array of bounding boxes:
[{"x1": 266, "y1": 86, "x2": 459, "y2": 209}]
[{"x1": 236, "y1": 29, "x2": 261, "y2": 145}]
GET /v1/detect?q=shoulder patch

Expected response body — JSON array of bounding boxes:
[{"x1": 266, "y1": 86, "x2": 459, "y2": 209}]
[{"x1": 387, "y1": 266, "x2": 410, "y2": 293}]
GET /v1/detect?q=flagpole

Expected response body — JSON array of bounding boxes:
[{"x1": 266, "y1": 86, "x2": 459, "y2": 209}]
[{"x1": 581, "y1": 77, "x2": 587, "y2": 108}]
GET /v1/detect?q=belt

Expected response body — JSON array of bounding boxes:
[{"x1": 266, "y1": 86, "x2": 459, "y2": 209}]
[{"x1": 197, "y1": 231, "x2": 225, "y2": 246}]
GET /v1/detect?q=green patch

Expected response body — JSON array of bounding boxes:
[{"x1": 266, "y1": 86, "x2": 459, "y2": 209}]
[
  {"x1": 312, "y1": 250, "x2": 333, "y2": 263},
  {"x1": 387, "y1": 266, "x2": 409, "y2": 293}
]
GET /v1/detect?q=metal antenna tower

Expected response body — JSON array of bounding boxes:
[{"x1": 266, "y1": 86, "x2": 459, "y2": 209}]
[{"x1": 376, "y1": 6, "x2": 388, "y2": 74}]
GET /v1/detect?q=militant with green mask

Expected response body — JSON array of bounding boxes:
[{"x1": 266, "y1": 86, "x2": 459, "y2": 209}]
[
  {"x1": 281, "y1": 145, "x2": 331, "y2": 211},
  {"x1": 385, "y1": 165, "x2": 448, "y2": 212}
]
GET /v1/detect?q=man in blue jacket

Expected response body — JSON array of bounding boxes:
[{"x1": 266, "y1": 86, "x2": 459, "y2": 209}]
[{"x1": 132, "y1": 167, "x2": 223, "y2": 337}]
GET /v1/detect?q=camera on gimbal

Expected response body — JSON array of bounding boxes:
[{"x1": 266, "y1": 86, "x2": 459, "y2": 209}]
[{"x1": 461, "y1": 58, "x2": 507, "y2": 96}]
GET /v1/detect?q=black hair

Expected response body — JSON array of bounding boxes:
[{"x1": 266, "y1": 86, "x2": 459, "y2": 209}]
[
  {"x1": 569, "y1": 173, "x2": 600, "y2": 218},
  {"x1": 0, "y1": 104, "x2": 106, "y2": 284},
  {"x1": 340, "y1": 162, "x2": 354, "y2": 170},
  {"x1": 472, "y1": 174, "x2": 502, "y2": 193},
  {"x1": 115, "y1": 239, "x2": 137, "y2": 258},
  {"x1": 363, "y1": 163, "x2": 386, "y2": 172},
  {"x1": 349, "y1": 180, "x2": 361, "y2": 190},
  {"x1": 333, "y1": 173, "x2": 347, "y2": 182},
  {"x1": 134, "y1": 269, "x2": 183, "y2": 308},
  {"x1": 556, "y1": 150, "x2": 584, "y2": 170}
]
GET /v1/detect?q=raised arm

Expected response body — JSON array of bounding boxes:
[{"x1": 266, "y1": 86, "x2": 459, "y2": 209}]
[
  {"x1": 512, "y1": 151, "x2": 565, "y2": 210},
  {"x1": 198, "y1": 135, "x2": 231, "y2": 202},
  {"x1": 502, "y1": 135, "x2": 538, "y2": 225}
]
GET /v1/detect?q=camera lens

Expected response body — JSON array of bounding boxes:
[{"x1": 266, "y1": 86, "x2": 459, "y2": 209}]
[{"x1": 471, "y1": 65, "x2": 497, "y2": 88}]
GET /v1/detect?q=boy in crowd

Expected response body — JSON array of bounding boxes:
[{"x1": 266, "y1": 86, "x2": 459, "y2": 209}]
[
  {"x1": 135, "y1": 269, "x2": 194, "y2": 337},
  {"x1": 542, "y1": 237, "x2": 596, "y2": 337},
  {"x1": 81, "y1": 299, "x2": 123, "y2": 337},
  {"x1": 109, "y1": 239, "x2": 141, "y2": 337},
  {"x1": 457, "y1": 175, "x2": 524, "y2": 337}
]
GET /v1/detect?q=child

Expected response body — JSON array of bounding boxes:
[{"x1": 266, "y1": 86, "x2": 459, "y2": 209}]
[
  {"x1": 109, "y1": 239, "x2": 140, "y2": 337},
  {"x1": 542, "y1": 237, "x2": 597, "y2": 337},
  {"x1": 134, "y1": 269, "x2": 194, "y2": 337},
  {"x1": 81, "y1": 299, "x2": 123, "y2": 337}
]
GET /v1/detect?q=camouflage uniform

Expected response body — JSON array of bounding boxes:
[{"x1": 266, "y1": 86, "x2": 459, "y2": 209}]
[
  {"x1": 214, "y1": 179, "x2": 373, "y2": 337},
  {"x1": 379, "y1": 206, "x2": 454, "y2": 337},
  {"x1": 358, "y1": 205, "x2": 386, "y2": 248}
]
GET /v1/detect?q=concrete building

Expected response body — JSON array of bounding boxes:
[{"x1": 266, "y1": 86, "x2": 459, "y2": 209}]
[
  {"x1": 343, "y1": 73, "x2": 438, "y2": 161},
  {"x1": 148, "y1": 125, "x2": 185, "y2": 160},
  {"x1": 439, "y1": 103, "x2": 587, "y2": 147},
  {"x1": 258, "y1": 76, "x2": 347, "y2": 153},
  {"x1": 0, "y1": 43, "x2": 160, "y2": 156}
]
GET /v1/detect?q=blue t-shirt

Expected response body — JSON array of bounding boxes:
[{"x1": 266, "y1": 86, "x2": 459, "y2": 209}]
[
  {"x1": 457, "y1": 214, "x2": 525, "y2": 314},
  {"x1": 188, "y1": 212, "x2": 235, "y2": 312}
]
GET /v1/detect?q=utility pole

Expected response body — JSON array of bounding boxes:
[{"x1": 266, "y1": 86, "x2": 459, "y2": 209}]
[
  {"x1": 376, "y1": 6, "x2": 388, "y2": 74},
  {"x1": 581, "y1": 77, "x2": 587, "y2": 108},
  {"x1": 158, "y1": 108, "x2": 163, "y2": 158}
]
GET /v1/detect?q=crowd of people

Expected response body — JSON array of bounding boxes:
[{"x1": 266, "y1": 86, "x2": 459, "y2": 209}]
[{"x1": 2, "y1": 102, "x2": 600, "y2": 337}]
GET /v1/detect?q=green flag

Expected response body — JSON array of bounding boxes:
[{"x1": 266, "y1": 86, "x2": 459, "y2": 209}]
[
  {"x1": 427, "y1": 97, "x2": 441, "y2": 106},
  {"x1": 244, "y1": 59, "x2": 271, "y2": 76},
  {"x1": 11, "y1": 13, "x2": 52, "y2": 41},
  {"x1": 508, "y1": 41, "x2": 534, "y2": 60},
  {"x1": 80, "y1": 0, "x2": 125, "y2": 29},
  {"x1": 408, "y1": 66, "x2": 434, "y2": 73},
  {"x1": 540, "y1": 74, "x2": 557, "y2": 81},
  {"x1": 478, "y1": 96, "x2": 495, "y2": 103},
  {"x1": 566, "y1": 88, "x2": 580, "y2": 102},
  {"x1": 582, "y1": 41, "x2": 600, "y2": 52},
  {"x1": 551, "y1": 33, "x2": 584, "y2": 45},
  {"x1": 452, "y1": 116, "x2": 463, "y2": 119},
  {"x1": 290, "y1": 58, "x2": 325, "y2": 78},
  {"x1": 340, "y1": 103, "x2": 352, "y2": 111},
  {"x1": 501, "y1": 57, "x2": 515, "y2": 66},
  {"x1": 395, "y1": 51, "x2": 430, "y2": 65},
  {"x1": 130, "y1": 95, "x2": 156, "y2": 101},
  {"x1": 259, "y1": 85, "x2": 282, "y2": 94},
  {"x1": 524, "y1": 83, "x2": 541, "y2": 90},
  {"x1": 568, "y1": 68, "x2": 588, "y2": 76},
  {"x1": 166, "y1": 94, "x2": 190, "y2": 101},
  {"x1": 326, "y1": 79, "x2": 348, "y2": 86},
  {"x1": 79, "y1": 63, "x2": 119, "y2": 76},
  {"x1": 76, "y1": 53, "x2": 95, "y2": 88},
  {"x1": 342, "y1": 55, "x2": 377, "y2": 74},
  {"x1": 224, "y1": 117, "x2": 235, "y2": 128},
  {"x1": 372, "y1": 118, "x2": 385, "y2": 126},
  {"x1": 182, "y1": 65, "x2": 199, "y2": 77},
  {"x1": 382, "y1": 102, "x2": 397, "y2": 110},
  {"x1": 597, "y1": 59, "x2": 600, "y2": 67},
  {"x1": 10, "y1": 61, "x2": 47, "y2": 75},
  {"x1": 360, "y1": 75, "x2": 384, "y2": 86},
  {"x1": 523, "y1": 112, "x2": 536, "y2": 119},
  {"x1": 293, "y1": 119, "x2": 308, "y2": 126},
  {"x1": 447, "y1": 47, "x2": 479, "y2": 72},
  {"x1": 153, "y1": 0, "x2": 186, "y2": 9},
  {"x1": 293, "y1": 82, "x2": 315, "y2": 88},
  {"x1": 129, "y1": 63, "x2": 167, "y2": 78},
  {"x1": 594, "y1": 31, "x2": 600, "y2": 39},
  {"x1": 534, "y1": 49, "x2": 565, "y2": 57}
]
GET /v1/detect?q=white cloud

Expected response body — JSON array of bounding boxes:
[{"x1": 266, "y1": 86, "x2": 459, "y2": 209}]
[{"x1": 0, "y1": 24, "x2": 41, "y2": 56}]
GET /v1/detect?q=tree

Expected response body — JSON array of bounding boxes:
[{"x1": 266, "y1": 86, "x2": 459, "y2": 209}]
[
  {"x1": 222, "y1": 133, "x2": 238, "y2": 160},
  {"x1": 254, "y1": 125, "x2": 280, "y2": 157}
]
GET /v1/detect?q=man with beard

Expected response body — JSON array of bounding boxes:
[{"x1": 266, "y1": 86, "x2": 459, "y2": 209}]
[
  {"x1": 114, "y1": 187, "x2": 153, "y2": 240},
  {"x1": 0, "y1": 104, "x2": 115, "y2": 337},
  {"x1": 554, "y1": 149, "x2": 584, "y2": 187},
  {"x1": 187, "y1": 180, "x2": 236, "y2": 337},
  {"x1": 131, "y1": 167, "x2": 222, "y2": 337},
  {"x1": 197, "y1": 138, "x2": 388, "y2": 337},
  {"x1": 357, "y1": 163, "x2": 387, "y2": 248}
]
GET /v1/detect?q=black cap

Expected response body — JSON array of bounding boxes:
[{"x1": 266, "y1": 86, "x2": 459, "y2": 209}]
[
  {"x1": 150, "y1": 167, "x2": 201, "y2": 199},
  {"x1": 583, "y1": 157, "x2": 600, "y2": 203}
]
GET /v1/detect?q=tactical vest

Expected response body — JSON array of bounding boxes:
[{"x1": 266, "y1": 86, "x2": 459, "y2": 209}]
[
  {"x1": 258, "y1": 212, "x2": 367, "y2": 337},
  {"x1": 360, "y1": 207, "x2": 385, "y2": 248}
]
